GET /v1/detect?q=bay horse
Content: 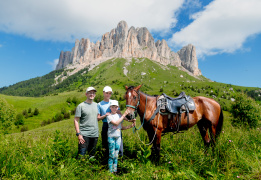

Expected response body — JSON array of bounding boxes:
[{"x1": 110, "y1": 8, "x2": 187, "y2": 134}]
[{"x1": 125, "y1": 85, "x2": 223, "y2": 160}]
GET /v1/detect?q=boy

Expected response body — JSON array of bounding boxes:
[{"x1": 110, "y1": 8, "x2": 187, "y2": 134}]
[
  {"x1": 97, "y1": 86, "x2": 125, "y2": 159},
  {"x1": 107, "y1": 100, "x2": 135, "y2": 173},
  {"x1": 74, "y1": 87, "x2": 98, "y2": 158}
]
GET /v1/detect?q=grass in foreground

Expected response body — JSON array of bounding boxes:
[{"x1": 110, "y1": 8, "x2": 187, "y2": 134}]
[{"x1": 0, "y1": 111, "x2": 261, "y2": 179}]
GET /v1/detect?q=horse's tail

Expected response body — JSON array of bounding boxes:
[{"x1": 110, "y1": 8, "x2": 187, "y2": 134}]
[{"x1": 215, "y1": 106, "x2": 224, "y2": 139}]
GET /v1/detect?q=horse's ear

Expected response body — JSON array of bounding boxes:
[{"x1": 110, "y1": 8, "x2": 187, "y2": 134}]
[
  {"x1": 135, "y1": 84, "x2": 142, "y2": 91},
  {"x1": 125, "y1": 86, "x2": 128, "y2": 90}
]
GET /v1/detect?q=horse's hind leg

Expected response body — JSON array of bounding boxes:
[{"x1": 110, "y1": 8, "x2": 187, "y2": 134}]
[{"x1": 197, "y1": 119, "x2": 211, "y2": 148}]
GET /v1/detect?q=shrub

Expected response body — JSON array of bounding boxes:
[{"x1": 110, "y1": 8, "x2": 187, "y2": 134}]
[
  {"x1": 63, "y1": 112, "x2": 71, "y2": 119},
  {"x1": 15, "y1": 113, "x2": 24, "y2": 126},
  {"x1": 34, "y1": 108, "x2": 39, "y2": 115},
  {"x1": 66, "y1": 97, "x2": 72, "y2": 104},
  {"x1": 71, "y1": 108, "x2": 76, "y2": 115},
  {"x1": 47, "y1": 119, "x2": 52, "y2": 124},
  {"x1": 28, "y1": 108, "x2": 32, "y2": 114},
  {"x1": 61, "y1": 107, "x2": 67, "y2": 114},
  {"x1": 0, "y1": 98, "x2": 15, "y2": 134},
  {"x1": 230, "y1": 93, "x2": 261, "y2": 128},
  {"x1": 94, "y1": 94, "x2": 103, "y2": 103},
  {"x1": 20, "y1": 126, "x2": 28, "y2": 132},
  {"x1": 72, "y1": 96, "x2": 79, "y2": 105},
  {"x1": 22, "y1": 109, "x2": 28, "y2": 118},
  {"x1": 41, "y1": 120, "x2": 47, "y2": 126},
  {"x1": 54, "y1": 113, "x2": 64, "y2": 122}
]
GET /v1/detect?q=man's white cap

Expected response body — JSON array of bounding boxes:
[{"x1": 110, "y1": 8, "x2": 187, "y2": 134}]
[
  {"x1": 103, "y1": 86, "x2": 113, "y2": 93},
  {"x1": 86, "y1": 87, "x2": 97, "y2": 93},
  {"x1": 110, "y1": 100, "x2": 119, "y2": 107}
]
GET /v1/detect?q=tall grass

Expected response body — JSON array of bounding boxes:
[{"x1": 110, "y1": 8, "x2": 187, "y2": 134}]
[{"x1": 0, "y1": 111, "x2": 260, "y2": 179}]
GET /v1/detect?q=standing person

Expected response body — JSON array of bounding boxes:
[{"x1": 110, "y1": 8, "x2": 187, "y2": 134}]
[
  {"x1": 107, "y1": 100, "x2": 135, "y2": 173},
  {"x1": 97, "y1": 86, "x2": 124, "y2": 160},
  {"x1": 74, "y1": 87, "x2": 99, "y2": 159}
]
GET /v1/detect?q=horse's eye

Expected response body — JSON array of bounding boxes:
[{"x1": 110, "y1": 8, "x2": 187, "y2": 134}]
[{"x1": 134, "y1": 96, "x2": 137, "y2": 100}]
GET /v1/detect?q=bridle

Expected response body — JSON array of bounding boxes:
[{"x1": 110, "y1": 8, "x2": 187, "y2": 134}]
[
  {"x1": 126, "y1": 89, "x2": 159, "y2": 146},
  {"x1": 126, "y1": 89, "x2": 147, "y2": 131},
  {"x1": 125, "y1": 89, "x2": 140, "y2": 111}
]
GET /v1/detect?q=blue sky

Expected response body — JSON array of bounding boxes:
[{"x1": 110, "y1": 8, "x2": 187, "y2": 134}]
[{"x1": 0, "y1": 0, "x2": 261, "y2": 88}]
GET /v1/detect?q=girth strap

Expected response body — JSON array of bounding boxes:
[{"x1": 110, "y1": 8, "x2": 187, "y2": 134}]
[
  {"x1": 147, "y1": 105, "x2": 160, "y2": 124},
  {"x1": 147, "y1": 103, "x2": 190, "y2": 132}
]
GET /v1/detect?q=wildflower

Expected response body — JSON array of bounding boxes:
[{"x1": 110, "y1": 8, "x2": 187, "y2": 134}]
[
  {"x1": 229, "y1": 140, "x2": 232, "y2": 143},
  {"x1": 168, "y1": 161, "x2": 171, "y2": 164},
  {"x1": 222, "y1": 131, "x2": 224, "y2": 133},
  {"x1": 237, "y1": 176, "x2": 240, "y2": 178}
]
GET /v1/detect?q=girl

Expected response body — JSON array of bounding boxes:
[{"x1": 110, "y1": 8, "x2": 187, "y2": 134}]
[{"x1": 107, "y1": 100, "x2": 135, "y2": 173}]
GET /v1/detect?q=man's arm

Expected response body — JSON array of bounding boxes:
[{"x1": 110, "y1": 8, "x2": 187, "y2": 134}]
[{"x1": 74, "y1": 117, "x2": 85, "y2": 144}]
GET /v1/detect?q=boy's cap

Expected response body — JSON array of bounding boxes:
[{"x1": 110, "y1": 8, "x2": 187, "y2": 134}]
[
  {"x1": 103, "y1": 86, "x2": 113, "y2": 93},
  {"x1": 110, "y1": 100, "x2": 119, "y2": 107},
  {"x1": 86, "y1": 87, "x2": 97, "y2": 93}
]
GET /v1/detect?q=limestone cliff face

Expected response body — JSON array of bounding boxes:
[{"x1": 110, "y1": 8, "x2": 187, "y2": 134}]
[
  {"x1": 177, "y1": 44, "x2": 201, "y2": 76},
  {"x1": 56, "y1": 21, "x2": 201, "y2": 76}
]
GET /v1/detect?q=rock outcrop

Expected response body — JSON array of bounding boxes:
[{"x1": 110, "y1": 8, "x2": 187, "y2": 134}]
[{"x1": 56, "y1": 21, "x2": 201, "y2": 76}]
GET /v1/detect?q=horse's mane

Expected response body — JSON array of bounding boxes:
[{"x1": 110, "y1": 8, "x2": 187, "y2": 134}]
[
  {"x1": 127, "y1": 86, "x2": 158, "y2": 98},
  {"x1": 140, "y1": 91, "x2": 158, "y2": 98}
]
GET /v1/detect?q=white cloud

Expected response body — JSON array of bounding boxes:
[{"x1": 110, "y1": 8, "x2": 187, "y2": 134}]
[
  {"x1": 170, "y1": 0, "x2": 261, "y2": 58},
  {"x1": 0, "y1": 0, "x2": 184, "y2": 42},
  {"x1": 48, "y1": 59, "x2": 59, "y2": 70}
]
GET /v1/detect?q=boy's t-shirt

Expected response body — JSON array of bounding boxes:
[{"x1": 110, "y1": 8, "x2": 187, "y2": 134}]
[
  {"x1": 97, "y1": 100, "x2": 111, "y2": 122},
  {"x1": 97, "y1": 100, "x2": 120, "y2": 123},
  {"x1": 75, "y1": 101, "x2": 99, "y2": 137},
  {"x1": 107, "y1": 114, "x2": 122, "y2": 137}
]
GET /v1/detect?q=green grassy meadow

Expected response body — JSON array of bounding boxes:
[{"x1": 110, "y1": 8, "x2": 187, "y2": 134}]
[
  {"x1": 0, "y1": 111, "x2": 261, "y2": 179},
  {"x1": 0, "y1": 58, "x2": 261, "y2": 179}
]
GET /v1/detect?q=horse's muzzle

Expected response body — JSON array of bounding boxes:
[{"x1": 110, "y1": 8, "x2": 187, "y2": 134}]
[{"x1": 126, "y1": 112, "x2": 135, "y2": 120}]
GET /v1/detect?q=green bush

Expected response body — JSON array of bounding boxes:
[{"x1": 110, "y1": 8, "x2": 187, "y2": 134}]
[
  {"x1": 41, "y1": 120, "x2": 47, "y2": 126},
  {"x1": 15, "y1": 113, "x2": 24, "y2": 126},
  {"x1": 0, "y1": 98, "x2": 15, "y2": 134},
  {"x1": 54, "y1": 113, "x2": 64, "y2": 122},
  {"x1": 22, "y1": 109, "x2": 28, "y2": 118},
  {"x1": 20, "y1": 125, "x2": 28, "y2": 132},
  {"x1": 61, "y1": 107, "x2": 67, "y2": 115},
  {"x1": 72, "y1": 96, "x2": 79, "y2": 105},
  {"x1": 63, "y1": 112, "x2": 71, "y2": 119},
  {"x1": 71, "y1": 108, "x2": 76, "y2": 115},
  {"x1": 66, "y1": 97, "x2": 72, "y2": 104},
  {"x1": 94, "y1": 94, "x2": 103, "y2": 103},
  {"x1": 34, "y1": 108, "x2": 39, "y2": 115},
  {"x1": 230, "y1": 93, "x2": 261, "y2": 128}
]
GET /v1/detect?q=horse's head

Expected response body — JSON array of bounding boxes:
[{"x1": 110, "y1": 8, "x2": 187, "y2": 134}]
[{"x1": 125, "y1": 84, "x2": 142, "y2": 120}]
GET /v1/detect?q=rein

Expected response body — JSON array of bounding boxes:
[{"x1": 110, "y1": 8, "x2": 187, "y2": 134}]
[
  {"x1": 126, "y1": 90, "x2": 147, "y2": 131},
  {"x1": 126, "y1": 90, "x2": 158, "y2": 145}
]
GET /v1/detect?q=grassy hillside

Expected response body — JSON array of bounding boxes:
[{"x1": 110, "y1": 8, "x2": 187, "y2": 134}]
[
  {"x1": 0, "y1": 58, "x2": 260, "y2": 133},
  {"x1": 0, "y1": 58, "x2": 261, "y2": 179}
]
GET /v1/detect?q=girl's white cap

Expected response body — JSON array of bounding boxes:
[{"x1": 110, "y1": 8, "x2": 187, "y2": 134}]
[{"x1": 110, "y1": 100, "x2": 119, "y2": 106}]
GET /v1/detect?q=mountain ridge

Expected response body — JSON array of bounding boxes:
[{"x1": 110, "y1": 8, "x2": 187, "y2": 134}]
[{"x1": 56, "y1": 21, "x2": 201, "y2": 76}]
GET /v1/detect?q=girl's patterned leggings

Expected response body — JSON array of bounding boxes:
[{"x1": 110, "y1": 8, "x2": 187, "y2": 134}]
[{"x1": 108, "y1": 136, "x2": 121, "y2": 172}]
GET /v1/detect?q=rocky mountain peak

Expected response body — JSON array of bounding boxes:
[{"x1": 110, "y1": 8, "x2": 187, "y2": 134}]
[{"x1": 56, "y1": 20, "x2": 201, "y2": 76}]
